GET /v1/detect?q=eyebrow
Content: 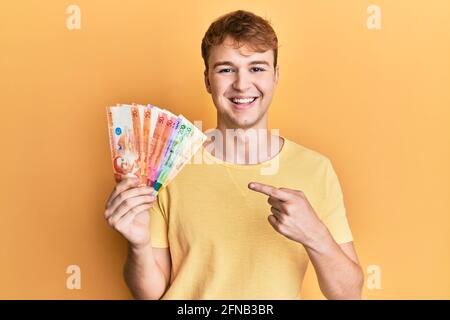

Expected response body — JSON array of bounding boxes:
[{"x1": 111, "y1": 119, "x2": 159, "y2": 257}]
[{"x1": 212, "y1": 60, "x2": 271, "y2": 69}]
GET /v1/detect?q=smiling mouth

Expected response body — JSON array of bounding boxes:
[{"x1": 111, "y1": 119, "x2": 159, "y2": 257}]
[{"x1": 228, "y1": 96, "x2": 259, "y2": 109}]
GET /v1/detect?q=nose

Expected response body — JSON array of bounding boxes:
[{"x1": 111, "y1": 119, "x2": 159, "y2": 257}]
[{"x1": 232, "y1": 70, "x2": 252, "y2": 92}]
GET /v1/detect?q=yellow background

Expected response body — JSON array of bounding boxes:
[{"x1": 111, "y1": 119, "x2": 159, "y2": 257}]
[{"x1": 1, "y1": 0, "x2": 449, "y2": 299}]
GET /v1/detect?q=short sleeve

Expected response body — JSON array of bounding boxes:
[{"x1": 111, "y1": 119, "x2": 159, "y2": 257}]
[
  {"x1": 319, "y1": 159, "x2": 353, "y2": 244},
  {"x1": 149, "y1": 188, "x2": 170, "y2": 248}
]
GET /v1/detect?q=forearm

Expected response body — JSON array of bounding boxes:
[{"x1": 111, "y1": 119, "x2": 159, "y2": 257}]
[
  {"x1": 123, "y1": 242, "x2": 168, "y2": 300},
  {"x1": 304, "y1": 226, "x2": 363, "y2": 300}
]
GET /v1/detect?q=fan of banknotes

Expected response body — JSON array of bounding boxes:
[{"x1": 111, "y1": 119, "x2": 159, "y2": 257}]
[{"x1": 106, "y1": 103, "x2": 206, "y2": 196}]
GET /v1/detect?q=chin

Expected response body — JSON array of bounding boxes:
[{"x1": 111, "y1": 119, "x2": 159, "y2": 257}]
[{"x1": 230, "y1": 116, "x2": 262, "y2": 130}]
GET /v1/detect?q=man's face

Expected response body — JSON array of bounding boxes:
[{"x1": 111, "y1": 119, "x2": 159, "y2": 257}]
[{"x1": 204, "y1": 36, "x2": 279, "y2": 130}]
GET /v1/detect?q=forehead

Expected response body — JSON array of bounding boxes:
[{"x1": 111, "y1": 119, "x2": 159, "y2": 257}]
[{"x1": 208, "y1": 36, "x2": 274, "y2": 66}]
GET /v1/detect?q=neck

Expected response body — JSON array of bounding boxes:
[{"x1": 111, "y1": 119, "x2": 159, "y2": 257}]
[{"x1": 204, "y1": 122, "x2": 284, "y2": 165}]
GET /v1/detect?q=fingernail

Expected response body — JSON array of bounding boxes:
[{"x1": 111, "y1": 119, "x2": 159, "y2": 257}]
[{"x1": 249, "y1": 183, "x2": 255, "y2": 189}]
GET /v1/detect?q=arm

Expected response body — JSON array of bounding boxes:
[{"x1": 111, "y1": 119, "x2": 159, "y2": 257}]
[
  {"x1": 305, "y1": 227, "x2": 363, "y2": 299},
  {"x1": 124, "y1": 244, "x2": 171, "y2": 300}
]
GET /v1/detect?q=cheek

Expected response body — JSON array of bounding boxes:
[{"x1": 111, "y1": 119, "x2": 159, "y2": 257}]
[
  {"x1": 256, "y1": 78, "x2": 276, "y2": 97},
  {"x1": 210, "y1": 76, "x2": 230, "y2": 93}
]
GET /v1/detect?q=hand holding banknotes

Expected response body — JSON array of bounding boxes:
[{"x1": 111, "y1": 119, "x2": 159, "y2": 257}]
[{"x1": 104, "y1": 177, "x2": 156, "y2": 248}]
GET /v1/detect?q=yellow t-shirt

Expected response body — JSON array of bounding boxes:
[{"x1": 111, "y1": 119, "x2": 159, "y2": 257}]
[{"x1": 149, "y1": 136, "x2": 353, "y2": 299}]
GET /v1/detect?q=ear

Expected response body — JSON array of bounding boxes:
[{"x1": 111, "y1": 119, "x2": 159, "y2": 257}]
[
  {"x1": 204, "y1": 69, "x2": 212, "y2": 94},
  {"x1": 274, "y1": 65, "x2": 280, "y2": 85}
]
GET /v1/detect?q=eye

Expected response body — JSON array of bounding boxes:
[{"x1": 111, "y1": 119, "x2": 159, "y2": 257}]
[
  {"x1": 218, "y1": 68, "x2": 233, "y2": 73},
  {"x1": 251, "y1": 67, "x2": 266, "y2": 72}
]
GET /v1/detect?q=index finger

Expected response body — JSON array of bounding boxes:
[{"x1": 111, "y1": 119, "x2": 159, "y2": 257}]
[
  {"x1": 105, "y1": 177, "x2": 140, "y2": 209},
  {"x1": 248, "y1": 182, "x2": 292, "y2": 201}
]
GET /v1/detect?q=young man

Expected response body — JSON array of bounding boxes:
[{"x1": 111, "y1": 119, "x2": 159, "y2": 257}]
[{"x1": 104, "y1": 10, "x2": 363, "y2": 300}]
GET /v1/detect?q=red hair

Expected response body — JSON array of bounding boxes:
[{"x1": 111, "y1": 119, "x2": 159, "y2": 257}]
[{"x1": 201, "y1": 10, "x2": 279, "y2": 71}]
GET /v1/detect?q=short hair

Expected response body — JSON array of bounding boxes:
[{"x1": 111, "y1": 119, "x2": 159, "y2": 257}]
[{"x1": 201, "y1": 10, "x2": 279, "y2": 71}]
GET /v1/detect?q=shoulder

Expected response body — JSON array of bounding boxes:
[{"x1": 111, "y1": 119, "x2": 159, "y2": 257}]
[{"x1": 283, "y1": 137, "x2": 332, "y2": 169}]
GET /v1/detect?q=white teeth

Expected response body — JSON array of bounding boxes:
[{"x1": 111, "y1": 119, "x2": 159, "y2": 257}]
[{"x1": 231, "y1": 97, "x2": 256, "y2": 104}]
